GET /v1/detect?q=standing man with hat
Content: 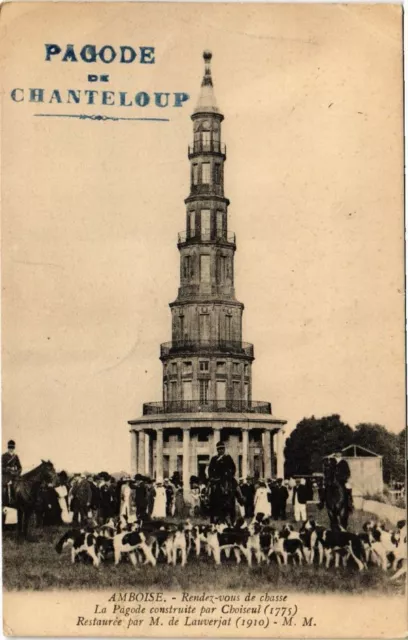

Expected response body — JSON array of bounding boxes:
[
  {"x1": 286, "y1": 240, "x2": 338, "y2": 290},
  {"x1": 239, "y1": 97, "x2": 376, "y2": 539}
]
[
  {"x1": 2, "y1": 440, "x2": 22, "y2": 505},
  {"x1": 208, "y1": 441, "x2": 237, "y2": 523}
]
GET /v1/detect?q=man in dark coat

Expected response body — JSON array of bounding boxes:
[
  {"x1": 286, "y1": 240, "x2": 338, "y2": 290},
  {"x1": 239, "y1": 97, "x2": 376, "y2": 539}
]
[
  {"x1": 108, "y1": 477, "x2": 119, "y2": 516},
  {"x1": 134, "y1": 474, "x2": 148, "y2": 521},
  {"x1": 269, "y1": 479, "x2": 280, "y2": 520},
  {"x1": 40, "y1": 483, "x2": 62, "y2": 526},
  {"x1": 87, "y1": 475, "x2": 100, "y2": 520},
  {"x1": 146, "y1": 478, "x2": 156, "y2": 517},
  {"x1": 239, "y1": 477, "x2": 255, "y2": 518},
  {"x1": 334, "y1": 454, "x2": 351, "y2": 483},
  {"x1": 333, "y1": 453, "x2": 354, "y2": 515},
  {"x1": 276, "y1": 478, "x2": 289, "y2": 520},
  {"x1": 2, "y1": 440, "x2": 22, "y2": 505},
  {"x1": 71, "y1": 475, "x2": 92, "y2": 526},
  {"x1": 208, "y1": 441, "x2": 236, "y2": 523},
  {"x1": 208, "y1": 442, "x2": 236, "y2": 481},
  {"x1": 99, "y1": 474, "x2": 116, "y2": 522}
]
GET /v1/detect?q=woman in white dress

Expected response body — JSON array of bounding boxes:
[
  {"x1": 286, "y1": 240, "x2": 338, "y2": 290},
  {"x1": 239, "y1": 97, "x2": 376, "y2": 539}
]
[
  {"x1": 55, "y1": 484, "x2": 72, "y2": 524},
  {"x1": 254, "y1": 481, "x2": 271, "y2": 517},
  {"x1": 152, "y1": 482, "x2": 166, "y2": 518},
  {"x1": 120, "y1": 480, "x2": 132, "y2": 518}
]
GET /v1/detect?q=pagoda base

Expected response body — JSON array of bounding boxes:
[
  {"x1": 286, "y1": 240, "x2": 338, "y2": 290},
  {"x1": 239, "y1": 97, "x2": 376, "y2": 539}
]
[{"x1": 128, "y1": 411, "x2": 286, "y2": 497}]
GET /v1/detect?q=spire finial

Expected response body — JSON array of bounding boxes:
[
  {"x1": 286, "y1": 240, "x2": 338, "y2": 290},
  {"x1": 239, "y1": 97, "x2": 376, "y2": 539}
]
[
  {"x1": 202, "y1": 50, "x2": 213, "y2": 88},
  {"x1": 193, "y1": 50, "x2": 219, "y2": 115}
]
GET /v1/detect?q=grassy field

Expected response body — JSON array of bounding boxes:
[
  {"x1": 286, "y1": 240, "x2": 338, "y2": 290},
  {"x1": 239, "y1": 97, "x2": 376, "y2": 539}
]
[{"x1": 2, "y1": 506, "x2": 405, "y2": 594}]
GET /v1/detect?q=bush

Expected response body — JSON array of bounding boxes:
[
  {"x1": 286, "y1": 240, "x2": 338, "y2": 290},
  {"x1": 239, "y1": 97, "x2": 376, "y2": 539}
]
[
  {"x1": 362, "y1": 492, "x2": 387, "y2": 504},
  {"x1": 362, "y1": 490, "x2": 406, "y2": 508}
]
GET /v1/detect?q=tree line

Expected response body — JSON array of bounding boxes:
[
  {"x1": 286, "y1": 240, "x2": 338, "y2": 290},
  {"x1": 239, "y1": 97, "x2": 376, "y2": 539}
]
[{"x1": 283, "y1": 415, "x2": 406, "y2": 483}]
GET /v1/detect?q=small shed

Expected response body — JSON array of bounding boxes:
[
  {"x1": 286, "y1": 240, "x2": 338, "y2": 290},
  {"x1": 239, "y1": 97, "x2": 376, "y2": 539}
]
[{"x1": 326, "y1": 445, "x2": 383, "y2": 496}]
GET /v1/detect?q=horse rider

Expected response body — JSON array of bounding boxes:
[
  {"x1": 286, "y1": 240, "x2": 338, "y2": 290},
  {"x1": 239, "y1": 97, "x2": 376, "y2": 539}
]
[
  {"x1": 208, "y1": 441, "x2": 236, "y2": 483},
  {"x1": 333, "y1": 451, "x2": 354, "y2": 515},
  {"x1": 208, "y1": 441, "x2": 237, "y2": 522},
  {"x1": 2, "y1": 440, "x2": 22, "y2": 505}
]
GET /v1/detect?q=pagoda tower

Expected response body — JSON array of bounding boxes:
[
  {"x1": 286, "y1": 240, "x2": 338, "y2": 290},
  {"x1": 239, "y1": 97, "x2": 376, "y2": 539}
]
[{"x1": 129, "y1": 52, "x2": 286, "y2": 492}]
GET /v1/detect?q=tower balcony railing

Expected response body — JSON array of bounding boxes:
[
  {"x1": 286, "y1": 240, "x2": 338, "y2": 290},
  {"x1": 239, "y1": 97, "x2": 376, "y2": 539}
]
[
  {"x1": 188, "y1": 141, "x2": 226, "y2": 157},
  {"x1": 175, "y1": 284, "x2": 237, "y2": 301},
  {"x1": 143, "y1": 399, "x2": 272, "y2": 416},
  {"x1": 188, "y1": 184, "x2": 224, "y2": 197},
  {"x1": 160, "y1": 339, "x2": 254, "y2": 358},
  {"x1": 178, "y1": 230, "x2": 236, "y2": 246}
]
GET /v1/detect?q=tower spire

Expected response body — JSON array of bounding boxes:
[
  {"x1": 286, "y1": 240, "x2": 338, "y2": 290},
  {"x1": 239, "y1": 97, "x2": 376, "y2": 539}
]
[{"x1": 194, "y1": 50, "x2": 219, "y2": 115}]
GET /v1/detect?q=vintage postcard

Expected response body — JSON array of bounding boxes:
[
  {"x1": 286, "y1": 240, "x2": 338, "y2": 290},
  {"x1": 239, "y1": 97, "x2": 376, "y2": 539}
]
[{"x1": 1, "y1": 2, "x2": 406, "y2": 638}]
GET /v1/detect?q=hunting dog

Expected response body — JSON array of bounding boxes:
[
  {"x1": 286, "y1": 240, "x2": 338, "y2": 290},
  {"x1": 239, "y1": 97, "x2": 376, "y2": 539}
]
[
  {"x1": 113, "y1": 529, "x2": 157, "y2": 566},
  {"x1": 390, "y1": 520, "x2": 407, "y2": 581},
  {"x1": 55, "y1": 529, "x2": 101, "y2": 567},
  {"x1": 368, "y1": 523, "x2": 396, "y2": 570},
  {"x1": 320, "y1": 528, "x2": 366, "y2": 571},
  {"x1": 170, "y1": 523, "x2": 189, "y2": 566},
  {"x1": 299, "y1": 519, "x2": 325, "y2": 565},
  {"x1": 270, "y1": 527, "x2": 305, "y2": 566},
  {"x1": 206, "y1": 523, "x2": 253, "y2": 566}
]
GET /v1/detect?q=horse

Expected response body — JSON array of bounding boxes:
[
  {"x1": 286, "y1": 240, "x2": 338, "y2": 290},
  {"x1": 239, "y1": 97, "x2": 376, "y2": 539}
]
[
  {"x1": 11, "y1": 460, "x2": 57, "y2": 539},
  {"x1": 319, "y1": 458, "x2": 350, "y2": 531},
  {"x1": 208, "y1": 476, "x2": 237, "y2": 524}
]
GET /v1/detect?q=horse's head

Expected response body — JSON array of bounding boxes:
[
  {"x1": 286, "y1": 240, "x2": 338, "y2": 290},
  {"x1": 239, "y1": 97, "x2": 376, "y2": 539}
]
[{"x1": 40, "y1": 460, "x2": 58, "y2": 486}]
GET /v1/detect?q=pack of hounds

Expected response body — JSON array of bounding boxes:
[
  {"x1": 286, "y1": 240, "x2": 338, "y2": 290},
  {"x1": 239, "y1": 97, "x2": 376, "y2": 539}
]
[{"x1": 55, "y1": 515, "x2": 406, "y2": 580}]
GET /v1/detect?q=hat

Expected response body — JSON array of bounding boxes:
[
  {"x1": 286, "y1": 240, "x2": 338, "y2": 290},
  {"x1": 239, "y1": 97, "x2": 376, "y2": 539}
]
[
  {"x1": 216, "y1": 441, "x2": 225, "y2": 448},
  {"x1": 7, "y1": 440, "x2": 15, "y2": 448}
]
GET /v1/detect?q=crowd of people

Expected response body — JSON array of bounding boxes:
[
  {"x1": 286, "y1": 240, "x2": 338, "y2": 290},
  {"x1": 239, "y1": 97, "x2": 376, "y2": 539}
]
[
  {"x1": 239, "y1": 476, "x2": 321, "y2": 521},
  {"x1": 26, "y1": 470, "x2": 324, "y2": 527},
  {"x1": 2, "y1": 438, "x2": 324, "y2": 528}
]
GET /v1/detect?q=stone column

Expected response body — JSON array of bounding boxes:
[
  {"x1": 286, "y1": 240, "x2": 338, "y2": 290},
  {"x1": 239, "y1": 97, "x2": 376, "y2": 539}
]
[
  {"x1": 138, "y1": 431, "x2": 145, "y2": 475},
  {"x1": 156, "y1": 428, "x2": 164, "y2": 481},
  {"x1": 276, "y1": 428, "x2": 285, "y2": 478},
  {"x1": 263, "y1": 430, "x2": 272, "y2": 479},
  {"x1": 182, "y1": 428, "x2": 190, "y2": 498},
  {"x1": 213, "y1": 427, "x2": 221, "y2": 452},
  {"x1": 130, "y1": 430, "x2": 138, "y2": 475},
  {"x1": 145, "y1": 432, "x2": 150, "y2": 477},
  {"x1": 242, "y1": 428, "x2": 249, "y2": 479},
  {"x1": 168, "y1": 433, "x2": 178, "y2": 477}
]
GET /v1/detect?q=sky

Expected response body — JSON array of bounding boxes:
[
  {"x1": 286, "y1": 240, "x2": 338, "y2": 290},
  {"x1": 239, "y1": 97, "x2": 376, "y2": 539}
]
[{"x1": 1, "y1": 3, "x2": 404, "y2": 473}]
